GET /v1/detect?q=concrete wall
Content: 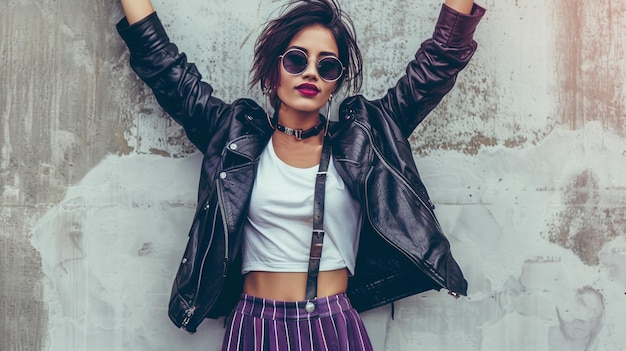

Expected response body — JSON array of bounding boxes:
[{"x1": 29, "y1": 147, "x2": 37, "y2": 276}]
[{"x1": 1, "y1": 0, "x2": 625, "y2": 350}]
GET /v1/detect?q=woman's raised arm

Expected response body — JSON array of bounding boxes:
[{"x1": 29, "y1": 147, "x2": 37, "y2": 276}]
[
  {"x1": 120, "y1": 0, "x2": 155, "y2": 25},
  {"x1": 444, "y1": 0, "x2": 474, "y2": 14},
  {"x1": 373, "y1": 0, "x2": 485, "y2": 137}
]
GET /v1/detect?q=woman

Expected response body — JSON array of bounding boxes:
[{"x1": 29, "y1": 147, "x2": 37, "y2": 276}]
[{"x1": 117, "y1": 0, "x2": 484, "y2": 349}]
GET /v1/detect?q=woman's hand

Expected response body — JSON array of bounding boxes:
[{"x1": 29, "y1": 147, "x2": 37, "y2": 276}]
[
  {"x1": 443, "y1": 0, "x2": 474, "y2": 14},
  {"x1": 120, "y1": 0, "x2": 155, "y2": 24}
]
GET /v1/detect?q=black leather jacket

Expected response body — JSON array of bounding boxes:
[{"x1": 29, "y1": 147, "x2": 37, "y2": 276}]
[{"x1": 117, "y1": 4, "x2": 485, "y2": 333}]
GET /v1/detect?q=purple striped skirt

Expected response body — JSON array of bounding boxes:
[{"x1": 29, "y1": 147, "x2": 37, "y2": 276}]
[{"x1": 221, "y1": 293, "x2": 373, "y2": 351}]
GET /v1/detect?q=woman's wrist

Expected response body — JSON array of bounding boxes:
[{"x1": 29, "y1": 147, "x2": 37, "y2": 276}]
[
  {"x1": 120, "y1": 0, "x2": 155, "y2": 25},
  {"x1": 443, "y1": 0, "x2": 474, "y2": 15}
]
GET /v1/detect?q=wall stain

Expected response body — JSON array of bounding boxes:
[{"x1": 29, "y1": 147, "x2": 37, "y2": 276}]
[
  {"x1": 114, "y1": 124, "x2": 134, "y2": 155},
  {"x1": 413, "y1": 130, "x2": 498, "y2": 156},
  {"x1": 551, "y1": 0, "x2": 626, "y2": 134},
  {"x1": 544, "y1": 169, "x2": 625, "y2": 266},
  {"x1": 503, "y1": 135, "x2": 528, "y2": 148},
  {"x1": 149, "y1": 148, "x2": 171, "y2": 157},
  {"x1": 0, "y1": 225, "x2": 46, "y2": 351}
]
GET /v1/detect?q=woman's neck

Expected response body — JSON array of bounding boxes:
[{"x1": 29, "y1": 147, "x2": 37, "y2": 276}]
[{"x1": 277, "y1": 106, "x2": 321, "y2": 130}]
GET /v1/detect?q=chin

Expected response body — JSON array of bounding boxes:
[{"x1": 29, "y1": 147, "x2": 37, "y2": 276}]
[{"x1": 282, "y1": 101, "x2": 326, "y2": 114}]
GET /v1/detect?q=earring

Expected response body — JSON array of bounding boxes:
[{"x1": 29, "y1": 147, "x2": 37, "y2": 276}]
[
  {"x1": 272, "y1": 99, "x2": 281, "y2": 128},
  {"x1": 324, "y1": 94, "x2": 333, "y2": 136},
  {"x1": 262, "y1": 83, "x2": 278, "y2": 129}
]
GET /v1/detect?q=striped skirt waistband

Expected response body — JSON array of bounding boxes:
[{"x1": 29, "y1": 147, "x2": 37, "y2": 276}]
[{"x1": 236, "y1": 293, "x2": 354, "y2": 320}]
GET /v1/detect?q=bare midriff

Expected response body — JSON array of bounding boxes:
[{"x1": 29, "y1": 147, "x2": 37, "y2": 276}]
[{"x1": 243, "y1": 268, "x2": 349, "y2": 301}]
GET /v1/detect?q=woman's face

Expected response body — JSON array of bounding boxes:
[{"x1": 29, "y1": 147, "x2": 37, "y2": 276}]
[{"x1": 275, "y1": 24, "x2": 339, "y2": 116}]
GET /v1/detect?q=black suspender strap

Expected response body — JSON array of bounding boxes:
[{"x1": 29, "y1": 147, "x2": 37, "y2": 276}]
[{"x1": 304, "y1": 138, "x2": 332, "y2": 310}]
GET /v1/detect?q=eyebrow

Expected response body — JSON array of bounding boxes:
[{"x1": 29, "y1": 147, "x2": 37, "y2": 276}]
[{"x1": 288, "y1": 45, "x2": 339, "y2": 57}]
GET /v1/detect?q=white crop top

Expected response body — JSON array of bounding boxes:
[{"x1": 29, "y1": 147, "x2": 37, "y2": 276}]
[{"x1": 242, "y1": 138, "x2": 361, "y2": 275}]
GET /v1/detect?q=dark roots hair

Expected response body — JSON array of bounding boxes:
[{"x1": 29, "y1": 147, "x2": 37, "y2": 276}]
[{"x1": 250, "y1": 0, "x2": 363, "y2": 107}]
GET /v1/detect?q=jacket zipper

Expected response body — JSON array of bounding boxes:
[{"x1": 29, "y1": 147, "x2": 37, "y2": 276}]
[
  {"x1": 353, "y1": 118, "x2": 454, "y2": 295},
  {"x1": 181, "y1": 178, "x2": 230, "y2": 326},
  {"x1": 181, "y1": 116, "x2": 266, "y2": 330},
  {"x1": 181, "y1": 306, "x2": 196, "y2": 329},
  {"x1": 181, "y1": 199, "x2": 220, "y2": 330},
  {"x1": 215, "y1": 178, "x2": 230, "y2": 278}
]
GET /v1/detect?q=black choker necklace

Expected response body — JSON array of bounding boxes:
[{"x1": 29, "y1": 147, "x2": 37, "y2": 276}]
[{"x1": 276, "y1": 117, "x2": 326, "y2": 140}]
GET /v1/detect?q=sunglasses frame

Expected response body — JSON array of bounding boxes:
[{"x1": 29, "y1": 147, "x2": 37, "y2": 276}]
[{"x1": 279, "y1": 48, "x2": 345, "y2": 83}]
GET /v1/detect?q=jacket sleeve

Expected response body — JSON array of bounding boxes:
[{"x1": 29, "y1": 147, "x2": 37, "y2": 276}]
[
  {"x1": 116, "y1": 12, "x2": 231, "y2": 152},
  {"x1": 377, "y1": 4, "x2": 485, "y2": 138}
]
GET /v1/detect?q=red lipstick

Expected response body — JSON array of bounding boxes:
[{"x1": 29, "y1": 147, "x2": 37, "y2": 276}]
[{"x1": 296, "y1": 83, "x2": 320, "y2": 97}]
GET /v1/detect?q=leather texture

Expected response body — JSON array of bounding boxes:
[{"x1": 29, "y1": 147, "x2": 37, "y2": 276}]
[
  {"x1": 117, "y1": 3, "x2": 485, "y2": 333},
  {"x1": 305, "y1": 139, "x2": 332, "y2": 301}
]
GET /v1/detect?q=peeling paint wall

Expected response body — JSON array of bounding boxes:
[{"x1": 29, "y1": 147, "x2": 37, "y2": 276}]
[{"x1": 1, "y1": 0, "x2": 626, "y2": 350}]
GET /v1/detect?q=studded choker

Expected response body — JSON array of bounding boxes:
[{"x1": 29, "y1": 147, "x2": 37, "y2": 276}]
[{"x1": 275, "y1": 117, "x2": 326, "y2": 141}]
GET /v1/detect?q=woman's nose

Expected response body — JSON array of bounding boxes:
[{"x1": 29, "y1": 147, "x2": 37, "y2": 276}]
[{"x1": 300, "y1": 58, "x2": 319, "y2": 80}]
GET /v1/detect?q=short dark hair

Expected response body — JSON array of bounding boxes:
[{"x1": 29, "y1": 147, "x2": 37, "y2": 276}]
[{"x1": 250, "y1": 0, "x2": 363, "y2": 107}]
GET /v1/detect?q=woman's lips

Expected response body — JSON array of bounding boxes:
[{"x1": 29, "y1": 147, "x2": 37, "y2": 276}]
[{"x1": 296, "y1": 83, "x2": 320, "y2": 97}]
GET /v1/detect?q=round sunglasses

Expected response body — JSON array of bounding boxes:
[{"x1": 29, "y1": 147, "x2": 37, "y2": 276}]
[{"x1": 279, "y1": 48, "x2": 345, "y2": 82}]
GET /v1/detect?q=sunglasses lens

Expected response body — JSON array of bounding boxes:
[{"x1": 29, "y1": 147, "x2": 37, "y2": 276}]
[
  {"x1": 318, "y1": 57, "x2": 343, "y2": 81},
  {"x1": 281, "y1": 49, "x2": 344, "y2": 82},
  {"x1": 282, "y1": 50, "x2": 308, "y2": 75}
]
